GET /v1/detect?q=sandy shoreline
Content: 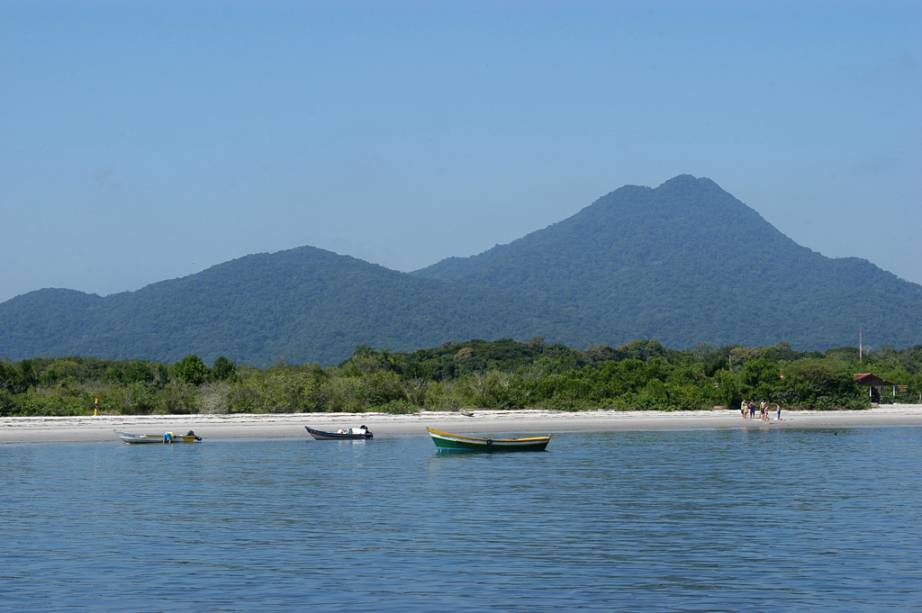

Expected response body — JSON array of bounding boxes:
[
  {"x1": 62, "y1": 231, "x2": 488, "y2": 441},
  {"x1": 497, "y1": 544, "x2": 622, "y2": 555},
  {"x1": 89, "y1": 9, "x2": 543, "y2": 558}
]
[{"x1": 3, "y1": 406, "x2": 922, "y2": 443}]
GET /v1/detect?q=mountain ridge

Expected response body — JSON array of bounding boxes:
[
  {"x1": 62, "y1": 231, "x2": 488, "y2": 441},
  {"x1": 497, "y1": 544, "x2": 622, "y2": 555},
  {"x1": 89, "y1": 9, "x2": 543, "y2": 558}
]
[
  {"x1": 0, "y1": 245, "x2": 593, "y2": 365},
  {"x1": 3, "y1": 175, "x2": 921, "y2": 364},
  {"x1": 414, "y1": 175, "x2": 922, "y2": 348}
]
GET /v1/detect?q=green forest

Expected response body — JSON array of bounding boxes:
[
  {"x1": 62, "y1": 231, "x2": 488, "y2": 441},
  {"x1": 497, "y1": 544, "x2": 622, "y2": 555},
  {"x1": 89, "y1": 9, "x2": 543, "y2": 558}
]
[
  {"x1": 2, "y1": 339, "x2": 921, "y2": 416},
  {"x1": 6, "y1": 178, "x2": 922, "y2": 367}
]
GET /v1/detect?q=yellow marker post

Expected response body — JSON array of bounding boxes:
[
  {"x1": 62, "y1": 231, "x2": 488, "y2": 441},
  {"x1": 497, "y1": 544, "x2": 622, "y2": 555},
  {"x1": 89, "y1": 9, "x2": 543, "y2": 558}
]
[{"x1": 93, "y1": 396, "x2": 99, "y2": 417}]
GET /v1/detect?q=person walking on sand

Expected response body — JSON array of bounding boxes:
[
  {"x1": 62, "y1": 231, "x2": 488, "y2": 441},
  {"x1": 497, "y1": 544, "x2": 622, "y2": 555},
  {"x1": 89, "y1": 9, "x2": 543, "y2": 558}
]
[
  {"x1": 760, "y1": 400, "x2": 769, "y2": 422},
  {"x1": 748, "y1": 400, "x2": 756, "y2": 419},
  {"x1": 775, "y1": 402, "x2": 782, "y2": 421},
  {"x1": 741, "y1": 399, "x2": 748, "y2": 419}
]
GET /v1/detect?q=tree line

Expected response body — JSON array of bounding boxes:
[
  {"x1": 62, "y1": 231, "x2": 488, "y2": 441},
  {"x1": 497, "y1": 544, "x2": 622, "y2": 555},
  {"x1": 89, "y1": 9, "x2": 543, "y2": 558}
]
[{"x1": 2, "y1": 339, "x2": 921, "y2": 416}]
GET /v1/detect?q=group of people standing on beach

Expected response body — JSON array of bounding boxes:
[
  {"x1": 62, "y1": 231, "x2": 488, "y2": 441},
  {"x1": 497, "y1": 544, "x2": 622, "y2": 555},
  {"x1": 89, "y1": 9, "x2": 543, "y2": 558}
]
[{"x1": 741, "y1": 399, "x2": 782, "y2": 422}]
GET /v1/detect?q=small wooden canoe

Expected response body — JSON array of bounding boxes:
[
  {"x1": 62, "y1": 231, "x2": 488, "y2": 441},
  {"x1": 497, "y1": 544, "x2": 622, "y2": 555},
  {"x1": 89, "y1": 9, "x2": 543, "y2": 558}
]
[
  {"x1": 116, "y1": 431, "x2": 202, "y2": 444},
  {"x1": 426, "y1": 427, "x2": 550, "y2": 452},
  {"x1": 305, "y1": 426, "x2": 373, "y2": 440}
]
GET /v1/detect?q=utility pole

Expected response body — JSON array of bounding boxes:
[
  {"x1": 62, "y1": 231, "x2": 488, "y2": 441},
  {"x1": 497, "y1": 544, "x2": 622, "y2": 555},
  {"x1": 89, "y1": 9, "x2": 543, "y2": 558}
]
[{"x1": 859, "y1": 328, "x2": 863, "y2": 363}]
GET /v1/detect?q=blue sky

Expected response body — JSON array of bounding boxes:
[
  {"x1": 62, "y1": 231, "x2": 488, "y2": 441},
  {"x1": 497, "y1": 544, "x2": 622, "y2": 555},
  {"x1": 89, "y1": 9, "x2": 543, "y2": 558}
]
[{"x1": 2, "y1": 0, "x2": 920, "y2": 302}]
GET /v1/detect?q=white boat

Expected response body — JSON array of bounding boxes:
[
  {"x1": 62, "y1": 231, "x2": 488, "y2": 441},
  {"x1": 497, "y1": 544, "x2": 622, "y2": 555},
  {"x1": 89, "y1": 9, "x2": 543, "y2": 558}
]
[{"x1": 116, "y1": 430, "x2": 202, "y2": 444}]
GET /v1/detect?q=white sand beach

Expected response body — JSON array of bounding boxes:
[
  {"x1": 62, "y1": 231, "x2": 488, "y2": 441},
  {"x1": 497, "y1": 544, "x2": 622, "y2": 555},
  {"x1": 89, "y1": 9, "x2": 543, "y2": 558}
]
[{"x1": 3, "y1": 406, "x2": 922, "y2": 444}]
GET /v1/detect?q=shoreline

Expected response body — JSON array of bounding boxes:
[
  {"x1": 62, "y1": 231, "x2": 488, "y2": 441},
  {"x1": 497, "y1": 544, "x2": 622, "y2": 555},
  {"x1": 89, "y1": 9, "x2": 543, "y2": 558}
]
[{"x1": 3, "y1": 406, "x2": 922, "y2": 444}]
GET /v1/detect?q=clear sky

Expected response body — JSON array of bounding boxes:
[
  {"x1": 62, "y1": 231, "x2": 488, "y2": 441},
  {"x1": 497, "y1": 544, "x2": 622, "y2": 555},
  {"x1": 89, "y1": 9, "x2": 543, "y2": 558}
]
[{"x1": 2, "y1": 0, "x2": 920, "y2": 303}]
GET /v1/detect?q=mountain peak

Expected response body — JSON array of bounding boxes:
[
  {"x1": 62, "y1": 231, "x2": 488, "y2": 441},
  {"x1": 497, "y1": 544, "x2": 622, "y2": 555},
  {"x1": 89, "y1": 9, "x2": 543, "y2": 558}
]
[
  {"x1": 414, "y1": 176, "x2": 922, "y2": 350},
  {"x1": 4, "y1": 176, "x2": 922, "y2": 364},
  {"x1": 657, "y1": 174, "x2": 721, "y2": 192},
  {"x1": 598, "y1": 175, "x2": 727, "y2": 212}
]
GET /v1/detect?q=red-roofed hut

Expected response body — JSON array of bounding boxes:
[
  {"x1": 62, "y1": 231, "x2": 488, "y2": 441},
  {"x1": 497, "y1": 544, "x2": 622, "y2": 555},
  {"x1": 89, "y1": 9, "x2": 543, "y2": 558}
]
[{"x1": 853, "y1": 373, "x2": 895, "y2": 403}]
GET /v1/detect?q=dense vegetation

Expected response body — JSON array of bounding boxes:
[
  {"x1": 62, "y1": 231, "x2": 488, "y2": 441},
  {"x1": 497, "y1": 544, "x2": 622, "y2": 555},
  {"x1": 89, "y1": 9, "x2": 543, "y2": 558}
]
[
  {"x1": 3, "y1": 339, "x2": 920, "y2": 416},
  {"x1": 4, "y1": 175, "x2": 922, "y2": 366},
  {"x1": 416, "y1": 174, "x2": 922, "y2": 349},
  {"x1": 0, "y1": 247, "x2": 580, "y2": 366}
]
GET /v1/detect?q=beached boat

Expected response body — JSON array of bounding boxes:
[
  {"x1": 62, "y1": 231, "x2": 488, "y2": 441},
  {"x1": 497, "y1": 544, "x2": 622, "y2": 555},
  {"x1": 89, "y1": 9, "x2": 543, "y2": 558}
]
[
  {"x1": 116, "y1": 431, "x2": 202, "y2": 444},
  {"x1": 426, "y1": 427, "x2": 551, "y2": 452},
  {"x1": 305, "y1": 426, "x2": 373, "y2": 440}
]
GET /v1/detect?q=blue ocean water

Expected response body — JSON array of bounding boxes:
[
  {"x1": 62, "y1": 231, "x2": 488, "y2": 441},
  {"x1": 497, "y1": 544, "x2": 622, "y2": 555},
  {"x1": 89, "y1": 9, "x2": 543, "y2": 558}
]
[{"x1": 2, "y1": 428, "x2": 922, "y2": 612}]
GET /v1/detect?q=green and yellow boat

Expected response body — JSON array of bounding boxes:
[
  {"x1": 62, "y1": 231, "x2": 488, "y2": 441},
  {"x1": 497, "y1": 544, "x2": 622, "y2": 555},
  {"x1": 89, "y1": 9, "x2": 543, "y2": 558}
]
[{"x1": 426, "y1": 427, "x2": 551, "y2": 452}]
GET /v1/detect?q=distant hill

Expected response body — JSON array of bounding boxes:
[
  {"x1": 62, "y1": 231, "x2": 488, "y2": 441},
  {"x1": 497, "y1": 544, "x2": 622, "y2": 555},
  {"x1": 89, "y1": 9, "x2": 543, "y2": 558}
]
[
  {"x1": 0, "y1": 246, "x2": 588, "y2": 366},
  {"x1": 3, "y1": 175, "x2": 921, "y2": 365},
  {"x1": 416, "y1": 175, "x2": 922, "y2": 349}
]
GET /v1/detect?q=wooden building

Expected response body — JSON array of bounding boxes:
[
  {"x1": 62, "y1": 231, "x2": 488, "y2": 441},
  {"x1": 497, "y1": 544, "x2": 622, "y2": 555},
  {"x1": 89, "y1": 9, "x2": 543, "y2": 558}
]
[{"x1": 852, "y1": 373, "x2": 895, "y2": 403}]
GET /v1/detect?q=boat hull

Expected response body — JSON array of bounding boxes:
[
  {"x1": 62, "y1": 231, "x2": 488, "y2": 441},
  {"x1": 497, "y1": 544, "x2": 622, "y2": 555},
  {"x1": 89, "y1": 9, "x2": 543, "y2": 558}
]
[
  {"x1": 426, "y1": 427, "x2": 550, "y2": 452},
  {"x1": 116, "y1": 431, "x2": 200, "y2": 444},
  {"x1": 305, "y1": 426, "x2": 373, "y2": 440}
]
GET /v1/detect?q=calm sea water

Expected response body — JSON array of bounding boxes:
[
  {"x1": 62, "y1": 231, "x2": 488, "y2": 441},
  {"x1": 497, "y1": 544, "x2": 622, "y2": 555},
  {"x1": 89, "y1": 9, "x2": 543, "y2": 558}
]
[{"x1": 2, "y1": 427, "x2": 922, "y2": 612}]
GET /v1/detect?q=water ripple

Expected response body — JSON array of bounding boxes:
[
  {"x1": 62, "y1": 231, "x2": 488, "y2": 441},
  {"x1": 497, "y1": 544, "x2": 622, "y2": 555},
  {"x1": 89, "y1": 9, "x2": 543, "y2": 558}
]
[{"x1": 2, "y1": 428, "x2": 922, "y2": 611}]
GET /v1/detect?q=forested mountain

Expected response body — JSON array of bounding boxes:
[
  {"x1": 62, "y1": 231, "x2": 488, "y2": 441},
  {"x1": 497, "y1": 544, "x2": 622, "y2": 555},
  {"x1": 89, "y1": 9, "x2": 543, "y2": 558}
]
[
  {"x1": 0, "y1": 247, "x2": 586, "y2": 366},
  {"x1": 416, "y1": 175, "x2": 922, "y2": 348},
  {"x1": 3, "y1": 175, "x2": 921, "y2": 365}
]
